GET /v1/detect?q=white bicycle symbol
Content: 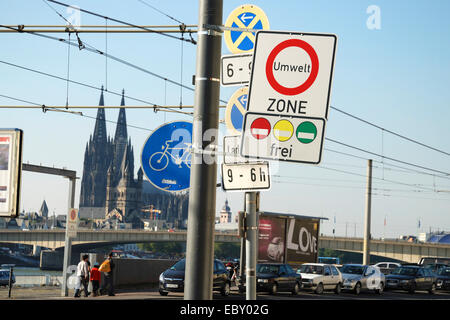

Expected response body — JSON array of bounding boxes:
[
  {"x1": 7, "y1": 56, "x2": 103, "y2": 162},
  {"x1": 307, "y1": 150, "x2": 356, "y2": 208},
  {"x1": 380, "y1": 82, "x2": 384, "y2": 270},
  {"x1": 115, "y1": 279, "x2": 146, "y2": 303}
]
[{"x1": 149, "y1": 140, "x2": 192, "y2": 171}]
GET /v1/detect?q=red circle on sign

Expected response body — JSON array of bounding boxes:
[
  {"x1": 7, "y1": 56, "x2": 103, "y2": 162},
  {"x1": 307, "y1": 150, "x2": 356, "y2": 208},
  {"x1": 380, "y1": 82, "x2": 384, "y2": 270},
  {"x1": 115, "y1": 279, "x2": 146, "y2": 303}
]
[
  {"x1": 70, "y1": 210, "x2": 76, "y2": 221},
  {"x1": 250, "y1": 117, "x2": 271, "y2": 140},
  {"x1": 265, "y1": 39, "x2": 319, "y2": 96}
]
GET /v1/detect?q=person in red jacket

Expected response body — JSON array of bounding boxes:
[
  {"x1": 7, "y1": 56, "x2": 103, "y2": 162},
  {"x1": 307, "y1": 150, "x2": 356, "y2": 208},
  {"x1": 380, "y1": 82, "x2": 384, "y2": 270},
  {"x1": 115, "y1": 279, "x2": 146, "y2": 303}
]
[{"x1": 89, "y1": 263, "x2": 101, "y2": 297}]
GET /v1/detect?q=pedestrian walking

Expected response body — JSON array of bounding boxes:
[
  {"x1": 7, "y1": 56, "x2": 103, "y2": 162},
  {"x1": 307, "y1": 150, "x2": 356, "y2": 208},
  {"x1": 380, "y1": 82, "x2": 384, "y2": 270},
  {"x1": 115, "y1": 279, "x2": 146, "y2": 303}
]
[
  {"x1": 99, "y1": 252, "x2": 115, "y2": 296},
  {"x1": 74, "y1": 255, "x2": 89, "y2": 298},
  {"x1": 89, "y1": 263, "x2": 101, "y2": 296}
]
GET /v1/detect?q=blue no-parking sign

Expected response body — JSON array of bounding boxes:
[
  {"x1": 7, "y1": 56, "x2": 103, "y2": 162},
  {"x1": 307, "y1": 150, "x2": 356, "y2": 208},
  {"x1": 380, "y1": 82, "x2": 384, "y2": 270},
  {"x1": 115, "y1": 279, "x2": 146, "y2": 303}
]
[
  {"x1": 224, "y1": 4, "x2": 270, "y2": 54},
  {"x1": 225, "y1": 87, "x2": 248, "y2": 135},
  {"x1": 141, "y1": 121, "x2": 192, "y2": 192}
]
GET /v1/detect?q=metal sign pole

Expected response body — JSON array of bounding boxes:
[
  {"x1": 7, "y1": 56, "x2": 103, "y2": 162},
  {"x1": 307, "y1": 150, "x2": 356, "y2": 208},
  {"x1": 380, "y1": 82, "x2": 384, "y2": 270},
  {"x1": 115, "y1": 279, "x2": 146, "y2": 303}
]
[
  {"x1": 184, "y1": 0, "x2": 223, "y2": 300},
  {"x1": 245, "y1": 191, "x2": 258, "y2": 300},
  {"x1": 363, "y1": 159, "x2": 373, "y2": 265},
  {"x1": 61, "y1": 177, "x2": 76, "y2": 297},
  {"x1": 8, "y1": 266, "x2": 13, "y2": 298}
]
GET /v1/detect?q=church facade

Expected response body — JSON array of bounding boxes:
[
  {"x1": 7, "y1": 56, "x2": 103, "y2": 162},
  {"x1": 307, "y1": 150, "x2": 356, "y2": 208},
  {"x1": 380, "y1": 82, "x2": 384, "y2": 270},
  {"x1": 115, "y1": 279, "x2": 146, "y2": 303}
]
[{"x1": 79, "y1": 88, "x2": 189, "y2": 228}]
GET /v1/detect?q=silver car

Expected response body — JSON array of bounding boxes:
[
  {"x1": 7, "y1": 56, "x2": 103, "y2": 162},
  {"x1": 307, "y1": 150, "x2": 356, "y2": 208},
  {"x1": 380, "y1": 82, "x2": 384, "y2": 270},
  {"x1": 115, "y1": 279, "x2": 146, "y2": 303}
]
[{"x1": 341, "y1": 264, "x2": 385, "y2": 295}]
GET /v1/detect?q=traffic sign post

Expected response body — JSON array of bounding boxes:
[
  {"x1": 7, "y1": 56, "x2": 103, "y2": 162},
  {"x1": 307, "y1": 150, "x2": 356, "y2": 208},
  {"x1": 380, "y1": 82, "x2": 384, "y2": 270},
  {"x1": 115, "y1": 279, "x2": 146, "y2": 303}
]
[
  {"x1": 225, "y1": 87, "x2": 248, "y2": 135},
  {"x1": 224, "y1": 4, "x2": 270, "y2": 54},
  {"x1": 67, "y1": 208, "x2": 79, "y2": 238},
  {"x1": 221, "y1": 53, "x2": 252, "y2": 86},
  {"x1": 221, "y1": 162, "x2": 270, "y2": 192},
  {"x1": 141, "y1": 121, "x2": 193, "y2": 192},
  {"x1": 241, "y1": 112, "x2": 326, "y2": 164},
  {"x1": 246, "y1": 31, "x2": 337, "y2": 119}
]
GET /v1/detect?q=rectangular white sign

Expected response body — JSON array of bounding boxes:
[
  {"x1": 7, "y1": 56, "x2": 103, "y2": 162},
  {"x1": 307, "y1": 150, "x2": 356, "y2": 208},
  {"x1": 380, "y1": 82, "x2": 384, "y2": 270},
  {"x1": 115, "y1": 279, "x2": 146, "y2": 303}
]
[
  {"x1": 248, "y1": 31, "x2": 337, "y2": 119},
  {"x1": 221, "y1": 162, "x2": 270, "y2": 192},
  {"x1": 0, "y1": 129, "x2": 23, "y2": 217},
  {"x1": 221, "y1": 53, "x2": 253, "y2": 86},
  {"x1": 240, "y1": 112, "x2": 325, "y2": 164},
  {"x1": 224, "y1": 135, "x2": 248, "y2": 164},
  {"x1": 67, "y1": 208, "x2": 79, "y2": 238}
]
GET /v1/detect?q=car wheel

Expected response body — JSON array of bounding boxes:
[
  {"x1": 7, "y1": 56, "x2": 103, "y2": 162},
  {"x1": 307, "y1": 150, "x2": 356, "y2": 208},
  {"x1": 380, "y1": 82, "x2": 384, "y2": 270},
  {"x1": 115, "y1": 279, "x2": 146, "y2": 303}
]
[
  {"x1": 354, "y1": 282, "x2": 361, "y2": 295},
  {"x1": 315, "y1": 282, "x2": 324, "y2": 295},
  {"x1": 334, "y1": 283, "x2": 341, "y2": 295},
  {"x1": 221, "y1": 282, "x2": 230, "y2": 297},
  {"x1": 292, "y1": 282, "x2": 300, "y2": 295},
  {"x1": 270, "y1": 283, "x2": 278, "y2": 295},
  {"x1": 429, "y1": 283, "x2": 436, "y2": 295},
  {"x1": 376, "y1": 282, "x2": 384, "y2": 295},
  {"x1": 159, "y1": 290, "x2": 168, "y2": 296},
  {"x1": 408, "y1": 283, "x2": 416, "y2": 294}
]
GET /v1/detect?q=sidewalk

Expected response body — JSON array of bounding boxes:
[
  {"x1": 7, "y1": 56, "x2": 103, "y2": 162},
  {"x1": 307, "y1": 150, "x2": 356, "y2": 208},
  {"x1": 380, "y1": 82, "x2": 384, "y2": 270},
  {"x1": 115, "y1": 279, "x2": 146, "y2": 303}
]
[{"x1": 0, "y1": 283, "x2": 161, "y2": 300}]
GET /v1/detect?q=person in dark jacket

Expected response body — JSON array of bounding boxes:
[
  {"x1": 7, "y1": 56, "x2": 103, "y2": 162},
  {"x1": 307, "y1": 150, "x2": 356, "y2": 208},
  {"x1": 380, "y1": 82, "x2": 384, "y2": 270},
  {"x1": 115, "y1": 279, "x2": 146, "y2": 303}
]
[{"x1": 100, "y1": 252, "x2": 115, "y2": 296}]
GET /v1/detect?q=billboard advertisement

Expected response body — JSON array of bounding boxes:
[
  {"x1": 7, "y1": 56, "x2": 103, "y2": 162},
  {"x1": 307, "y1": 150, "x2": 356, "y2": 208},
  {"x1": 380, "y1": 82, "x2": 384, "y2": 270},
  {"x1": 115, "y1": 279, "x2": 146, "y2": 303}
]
[
  {"x1": 258, "y1": 215, "x2": 286, "y2": 263},
  {"x1": 0, "y1": 129, "x2": 23, "y2": 217},
  {"x1": 285, "y1": 217, "x2": 320, "y2": 266}
]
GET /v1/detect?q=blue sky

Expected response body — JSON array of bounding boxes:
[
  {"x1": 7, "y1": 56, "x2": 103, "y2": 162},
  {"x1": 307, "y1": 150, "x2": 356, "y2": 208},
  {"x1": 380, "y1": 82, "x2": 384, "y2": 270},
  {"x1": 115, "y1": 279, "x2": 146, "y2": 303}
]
[{"x1": 1, "y1": 0, "x2": 449, "y2": 239}]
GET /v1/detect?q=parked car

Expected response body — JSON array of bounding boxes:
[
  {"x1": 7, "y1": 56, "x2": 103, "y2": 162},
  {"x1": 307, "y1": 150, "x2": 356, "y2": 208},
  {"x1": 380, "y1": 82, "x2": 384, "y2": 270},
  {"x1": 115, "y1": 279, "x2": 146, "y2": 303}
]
[
  {"x1": 253, "y1": 263, "x2": 301, "y2": 295},
  {"x1": 159, "y1": 259, "x2": 231, "y2": 296},
  {"x1": 385, "y1": 265, "x2": 437, "y2": 294},
  {"x1": 423, "y1": 263, "x2": 448, "y2": 275},
  {"x1": 318, "y1": 257, "x2": 340, "y2": 265},
  {"x1": 297, "y1": 263, "x2": 342, "y2": 294},
  {"x1": 341, "y1": 264, "x2": 385, "y2": 295},
  {"x1": 0, "y1": 269, "x2": 15, "y2": 287},
  {"x1": 436, "y1": 267, "x2": 450, "y2": 291},
  {"x1": 373, "y1": 262, "x2": 401, "y2": 275}
]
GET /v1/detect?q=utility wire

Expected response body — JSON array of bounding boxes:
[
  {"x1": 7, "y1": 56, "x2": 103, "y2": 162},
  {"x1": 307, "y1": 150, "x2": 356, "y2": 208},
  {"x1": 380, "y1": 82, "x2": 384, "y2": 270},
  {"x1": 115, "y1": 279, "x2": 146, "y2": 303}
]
[
  {"x1": 325, "y1": 147, "x2": 450, "y2": 181},
  {"x1": 136, "y1": 0, "x2": 184, "y2": 25},
  {"x1": 47, "y1": 0, "x2": 195, "y2": 44},
  {"x1": 330, "y1": 106, "x2": 450, "y2": 157},
  {"x1": 326, "y1": 137, "x2": 450, "y2": 176},
  {"x1": 0, "y1": 25, "x2": 196, "y2": 95}
]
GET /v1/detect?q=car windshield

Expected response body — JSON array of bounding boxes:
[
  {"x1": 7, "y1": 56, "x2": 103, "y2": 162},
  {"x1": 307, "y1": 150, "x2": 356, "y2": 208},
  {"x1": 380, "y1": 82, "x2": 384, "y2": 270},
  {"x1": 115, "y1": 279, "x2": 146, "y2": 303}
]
[
  {"x1": 170, "y1": 259, "x2": 186, "y2": 271},
  {"x1": 299, "y1": 265, "x2": 323, "y2": 274},
  {"x1": 257, "y1": 264, "x2": 280, "y2": 274},
  {"x1": 341, "y1": 265, "x2": 364, "y2": 275},
  {"x1": 391, "y1": 267, "x2": 418, "y2": 276},
  {"x1": 438, "y1": 268, "x2": 450, "y2": 276}
]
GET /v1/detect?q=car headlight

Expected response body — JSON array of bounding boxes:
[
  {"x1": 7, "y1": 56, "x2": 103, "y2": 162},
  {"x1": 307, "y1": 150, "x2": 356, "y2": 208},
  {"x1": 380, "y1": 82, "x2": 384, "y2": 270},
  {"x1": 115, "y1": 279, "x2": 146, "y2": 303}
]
[
  {"x1": 258, "y1": 279, "x2": 269, "y2": 283},
  {"x1": 159, "y1": 273, "x2": 165, "y2": 282}
]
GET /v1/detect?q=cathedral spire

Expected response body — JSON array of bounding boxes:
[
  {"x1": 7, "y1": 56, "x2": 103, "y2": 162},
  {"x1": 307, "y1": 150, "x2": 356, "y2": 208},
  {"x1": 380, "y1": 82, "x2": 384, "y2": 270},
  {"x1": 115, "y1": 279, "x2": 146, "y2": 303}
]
[
  {"x1": 93, "y1": 86, "x2": 107, "y2": 146},
  {"x1": 114, "y1": 89, "x2": 127, "y2": 141}
]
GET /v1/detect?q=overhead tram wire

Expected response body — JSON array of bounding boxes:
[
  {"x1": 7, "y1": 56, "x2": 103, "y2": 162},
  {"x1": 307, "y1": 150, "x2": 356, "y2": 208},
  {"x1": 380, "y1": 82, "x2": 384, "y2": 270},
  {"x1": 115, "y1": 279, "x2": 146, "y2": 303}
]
[
  {"x1": 326, "y1": 137, "x2": 450, "y2": 176},
  {"x1": 0, "y1": 26, "x2": 197, "y2": 101},
  {"x1": 324, "y1": 147, "x2": 450, "y2": 181},
  {"x1": 0, "y1": 93, "x2": 154, "y2": 132},
  {"x1": 47, "y1": 0, "x2": 196, "y2": 44},
  {"x1": 136, "y1": 0, "x2": 185, "y2": 25},
  {"x1": 330, "y1": 106, "x2": 450, "y2": 157}
]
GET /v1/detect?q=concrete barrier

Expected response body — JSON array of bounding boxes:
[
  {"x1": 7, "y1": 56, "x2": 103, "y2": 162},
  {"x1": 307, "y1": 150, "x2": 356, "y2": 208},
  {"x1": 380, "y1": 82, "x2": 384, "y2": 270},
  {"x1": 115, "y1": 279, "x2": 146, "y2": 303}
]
[
  {"x1": 15, "y1": 275, "x2": 63, "y2": 287},
  {"x1": 112, "y1": 258, "x2": 179, "y2": 286}
]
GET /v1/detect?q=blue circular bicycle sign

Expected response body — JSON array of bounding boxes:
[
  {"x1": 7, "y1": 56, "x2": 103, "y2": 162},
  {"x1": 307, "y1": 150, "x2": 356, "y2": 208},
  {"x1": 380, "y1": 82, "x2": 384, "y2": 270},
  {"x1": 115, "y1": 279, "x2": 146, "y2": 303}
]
[{"x1": 141, "y1": 121, "x2": 192, "y2": 192}]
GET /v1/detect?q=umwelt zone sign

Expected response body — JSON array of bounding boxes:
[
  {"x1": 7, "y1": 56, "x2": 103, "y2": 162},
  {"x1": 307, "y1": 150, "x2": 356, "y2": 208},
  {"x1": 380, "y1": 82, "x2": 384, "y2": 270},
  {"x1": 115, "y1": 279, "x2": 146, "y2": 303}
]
[{"x1": 247, "y1": 31, "x2": 337, "y2": 119}]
